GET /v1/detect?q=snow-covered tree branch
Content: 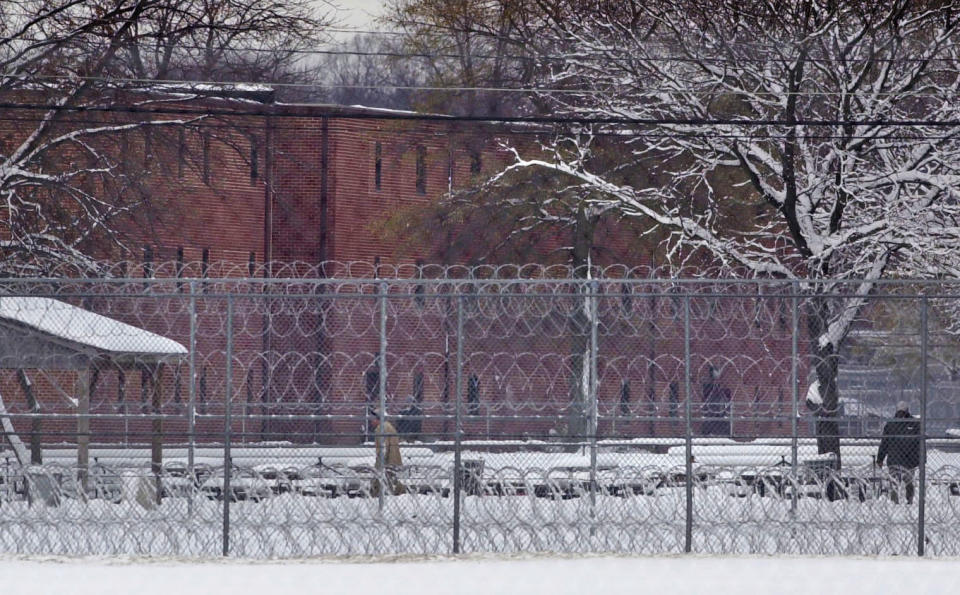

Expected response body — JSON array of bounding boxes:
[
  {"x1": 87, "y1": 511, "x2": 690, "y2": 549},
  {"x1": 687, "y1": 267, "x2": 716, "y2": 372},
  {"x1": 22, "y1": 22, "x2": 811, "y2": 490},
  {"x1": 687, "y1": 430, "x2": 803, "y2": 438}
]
[
  {"x1": 0, "y1": 0, "x2": 330, "y2": 275},
  {"x1": 487, "y1": 0, "x2": 960, "y2": 461}
]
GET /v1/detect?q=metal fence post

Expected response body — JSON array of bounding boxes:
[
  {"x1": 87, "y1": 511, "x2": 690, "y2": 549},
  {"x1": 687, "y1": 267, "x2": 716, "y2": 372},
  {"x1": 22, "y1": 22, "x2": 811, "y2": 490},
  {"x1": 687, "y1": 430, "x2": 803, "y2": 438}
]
[
  {"x1": 378, "y1": 281, "x2": 388, "y2": 514},
  {"x1": 589, "y1": 280, "x2": 599, "y2": 532},
  {"x1": 453, "y1": 294, "x2": 464, "y2": 554},
  {"x1": 222, "y1": 295, "x2": 234, "y2": 557},
  {"x1": 919, "y1": 297, "x2": 928, "y2": 556},
  {"x1": 791, "y1": 281, "x2": 799, "y2": 515},
  {"x1": 188, "y1": 280, "x2": 197, "y2": 516},
  {"x1": 684, "y1": 295, "x2": 693, "y2": 554}
]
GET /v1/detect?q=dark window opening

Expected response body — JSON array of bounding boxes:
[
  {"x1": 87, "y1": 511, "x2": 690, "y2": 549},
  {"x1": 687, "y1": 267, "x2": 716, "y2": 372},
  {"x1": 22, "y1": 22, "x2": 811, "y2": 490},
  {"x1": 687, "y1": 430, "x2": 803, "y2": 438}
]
[
  {"x1": 173, "y1": 365, "x2": 183, "y2": 411},
  {"x1": 201, "y1": 247, "x2": 209, "y2": 293},
  {"x1": 140, "y1": 368, "x2": 149, "y2": 414},
  {"x1": 777, "y1": 387, "x2": 785, "y2": 429},
  {"x1": 177, "y1": 128, "x2": 186, "y2": 178},
  {"x1": 245, "y1": 368, "x2": 254, "y2": 418},
  {"x1": 143, "y1": 127, "x2": 153, "y2": 166},
  {"x1": 142, "y1": 245, "x2": 153, "y2": 289},
  {"x1": 176, "y1": 246, "x2": 184, "y2": 292},
  {"x1": 248, "y1": 251, "x2": 256, "y2": 277},
  {"x1": 365, "y1": 366, "x2": 380, "y2": 403},
  {"x1": 364, "y1": 363, "x2": 381, "y2": 442},
  {"x1": 202, "y1": 131, "x2": 210, "y2": 185},
  {"x1": 413, "y1": 371, "x2": 424, "y2": 403},
  {"x1": 416, "y1": 145, "x2": 427, "y2": 194},
  {"x1": 117, "y1": 369, "x2": 126, "y2": 414},
  {"x1": 250, "y1": 139, "x2": 259, "y2": 183},
  {"x1": 120, "y1": 134, "x2": 129, "y2": 171},
  {"x1": 467, "y1": 374, "x2": 480, "y2": 416},
  {"x1": 415, "y1": 258, "x2": 425, "y2": 308},
  {"x1": 447, "y1": 152, "x2": 454, "y2": 188},
  {"x1": 199, "y1": 365, "x2": 207, "y2": 414},
  {"x1": 669, "y1": 381, "x2": 679, "y2": 418},
  {"x1": 374, "y1": 142, "x2": 382, "y2": 190},
  {"x1": 470, "y1": 151, "x2": 482, "y2": 175},
  {"x1": 620, "y1": 380, "x2": 631, "y2": 416}
]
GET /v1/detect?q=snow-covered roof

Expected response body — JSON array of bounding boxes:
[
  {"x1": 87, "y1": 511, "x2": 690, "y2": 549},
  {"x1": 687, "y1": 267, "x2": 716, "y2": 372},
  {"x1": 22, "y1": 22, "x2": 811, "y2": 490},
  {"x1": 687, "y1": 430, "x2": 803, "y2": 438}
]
[{"x1": 0, "y1": 296, "x2": 187, "y2": 357}]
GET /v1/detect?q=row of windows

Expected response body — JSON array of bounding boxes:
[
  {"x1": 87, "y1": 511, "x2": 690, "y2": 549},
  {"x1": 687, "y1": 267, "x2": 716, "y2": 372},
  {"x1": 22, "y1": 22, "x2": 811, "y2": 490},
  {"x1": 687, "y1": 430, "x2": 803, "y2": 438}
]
[
  {"x1": 139, "y1": 245, "x2": 257, "y2": 291},
  {"x1": 373, "y1": 142, "x2": 483, "y2": 194},
  {"x1": 115, "y1": 127, "x2": 262, "y2": 187},
  {"x1": 364, "y1": 367, "x2": 483, "y2": 416}
]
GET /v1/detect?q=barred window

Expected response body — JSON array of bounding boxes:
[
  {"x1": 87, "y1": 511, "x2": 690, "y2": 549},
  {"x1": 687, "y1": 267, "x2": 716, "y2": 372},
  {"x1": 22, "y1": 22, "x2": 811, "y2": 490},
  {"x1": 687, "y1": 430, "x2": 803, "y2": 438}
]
[
  {"x1": 375, "y1": 142, "x2": 382, "y2": 190},
  {"x1": 468, "y1": 374, "x2": 481, "y2": 416},
  {"x1": 416, "y1": 145, "x2": 427, "y2": 194}
]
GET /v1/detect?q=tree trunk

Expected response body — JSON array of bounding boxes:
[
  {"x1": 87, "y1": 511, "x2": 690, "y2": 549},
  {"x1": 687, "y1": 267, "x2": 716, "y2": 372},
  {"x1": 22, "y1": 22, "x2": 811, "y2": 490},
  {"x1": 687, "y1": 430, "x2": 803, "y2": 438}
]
[
  {"x1": 17, "y1": 370, "x2": 42, "y2": 464},
  {"x1": 806, "y1": 296, "x2": 841, "y2": 467},
  {"x1": 566, "y1": 281, "x2": 589, "y2": 446},
  {"x1": 564, "y1": 205, "x2": 597, "y2": 447}
]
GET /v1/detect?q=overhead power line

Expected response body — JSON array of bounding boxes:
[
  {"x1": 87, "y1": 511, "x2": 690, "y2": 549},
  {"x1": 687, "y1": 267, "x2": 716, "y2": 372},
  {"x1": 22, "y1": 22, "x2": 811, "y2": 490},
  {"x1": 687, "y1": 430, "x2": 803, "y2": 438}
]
[
  {"x1": 7, "y1": 72, "x2": 960, "y2": 97},
  {"x1": 4, "y1": 100, "x2": 960, "y2": 128},
  {"x1": 4, "y1": 111, "x2": 959, "y2": 141}
]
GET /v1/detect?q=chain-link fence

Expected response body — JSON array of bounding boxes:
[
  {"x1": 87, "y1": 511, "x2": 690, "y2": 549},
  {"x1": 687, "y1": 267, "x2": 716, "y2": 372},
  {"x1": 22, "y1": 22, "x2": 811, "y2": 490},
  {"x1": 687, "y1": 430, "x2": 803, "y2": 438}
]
[{"x1": 1, "y1": 266, "x2": 959, "y2": 557}]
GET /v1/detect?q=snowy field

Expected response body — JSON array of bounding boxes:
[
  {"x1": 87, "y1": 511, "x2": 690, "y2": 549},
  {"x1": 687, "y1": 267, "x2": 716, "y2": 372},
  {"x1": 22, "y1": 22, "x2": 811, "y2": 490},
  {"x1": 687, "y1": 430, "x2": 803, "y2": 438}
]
[
  {"x1": 1, "y1": 554, "x2": 958, "y2": 595},
  {"x1": 4, "y1": 440, "x2": 960, "y2": 557}
]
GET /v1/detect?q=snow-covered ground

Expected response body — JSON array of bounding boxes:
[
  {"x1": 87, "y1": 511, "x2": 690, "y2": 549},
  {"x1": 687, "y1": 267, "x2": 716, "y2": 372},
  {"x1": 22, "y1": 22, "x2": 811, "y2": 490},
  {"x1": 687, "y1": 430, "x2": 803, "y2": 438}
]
[
  {"x1": 0, "y1": 554, "x2": 957, "y2": 595},
  {"x1": 3, "y1": 441, "x2": 960, "y2": 558}
]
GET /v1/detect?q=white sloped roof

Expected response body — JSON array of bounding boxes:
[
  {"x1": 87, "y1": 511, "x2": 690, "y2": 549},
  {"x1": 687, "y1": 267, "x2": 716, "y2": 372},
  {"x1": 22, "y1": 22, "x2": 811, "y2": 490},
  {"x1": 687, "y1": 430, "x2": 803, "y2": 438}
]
[{"x1": 0, "y1": 296, "x2": 187, "y2": 356}]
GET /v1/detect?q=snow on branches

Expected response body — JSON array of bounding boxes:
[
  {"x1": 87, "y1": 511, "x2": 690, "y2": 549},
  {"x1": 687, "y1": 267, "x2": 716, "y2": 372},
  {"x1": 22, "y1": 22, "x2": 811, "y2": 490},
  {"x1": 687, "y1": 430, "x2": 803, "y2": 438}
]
[{"x1": 496, "y1": 0, "x2": 960, "y2": 351}]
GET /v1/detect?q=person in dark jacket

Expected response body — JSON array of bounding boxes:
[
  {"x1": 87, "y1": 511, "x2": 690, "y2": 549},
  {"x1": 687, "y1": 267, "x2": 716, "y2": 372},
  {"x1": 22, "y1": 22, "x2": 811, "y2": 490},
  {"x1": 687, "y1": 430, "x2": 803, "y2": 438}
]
[{"x1": 876, "y1": 401, "x2": 921, "y2": 504}]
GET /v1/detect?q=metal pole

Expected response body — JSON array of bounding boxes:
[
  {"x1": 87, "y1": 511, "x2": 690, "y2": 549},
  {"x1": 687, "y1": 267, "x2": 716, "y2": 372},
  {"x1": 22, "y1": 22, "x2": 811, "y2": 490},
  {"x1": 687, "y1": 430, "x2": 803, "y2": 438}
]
[
  {"x1": 378, "y1": 281, "x2": 388, "y2": 513},
  {"x1": 222, "y1": 295, "x2": 234, "y2": 556},
  {"x1": 684, "y1": 295, "x2": 693, "y2": 554},
  {"x1": 589, "y1": 281, "x2": 599, "y2": 532},
  {"x1": 453, "y1": 295, "x2": 464, "y2": 554},
  {"x1": 791, "y1": 281, "x2": 799, "y2": 514},
  {"x1": 188, "y1": 281, "x2": 197, "y2": 516},
  {"x1": 919, "y1": 297, "x2": 928, "y2": 556}
]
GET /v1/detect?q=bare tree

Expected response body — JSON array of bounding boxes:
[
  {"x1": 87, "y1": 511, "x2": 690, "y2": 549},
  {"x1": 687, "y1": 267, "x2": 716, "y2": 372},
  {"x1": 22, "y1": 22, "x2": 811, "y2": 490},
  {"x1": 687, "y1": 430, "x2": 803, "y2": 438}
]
[
  {"x1": 383, "y1": 0, "x2": 550, "y2": 116},
  {"x1": 481, "y1": 0, "x2": 960, "y2": 462},
  {"x1": 0, "y1": 0, "x2": 331, "y2": 275},
  {"x1": 313, "y1": 33, "x2": 427, "y2": 109}
]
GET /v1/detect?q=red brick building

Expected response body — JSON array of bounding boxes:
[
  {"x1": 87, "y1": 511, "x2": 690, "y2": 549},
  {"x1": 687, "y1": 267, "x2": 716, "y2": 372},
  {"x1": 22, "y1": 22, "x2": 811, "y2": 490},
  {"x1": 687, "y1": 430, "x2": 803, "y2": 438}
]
[{"x1": 0, "y1": 90, "x2": 799, "y2": 447}]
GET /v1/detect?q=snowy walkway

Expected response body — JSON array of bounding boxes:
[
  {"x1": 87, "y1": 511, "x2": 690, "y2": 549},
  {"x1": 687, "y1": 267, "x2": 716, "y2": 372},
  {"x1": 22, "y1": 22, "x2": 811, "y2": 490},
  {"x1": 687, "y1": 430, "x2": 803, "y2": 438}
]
[{"x1": 1, "y1": 554, "x2": 957, "y2": 595}]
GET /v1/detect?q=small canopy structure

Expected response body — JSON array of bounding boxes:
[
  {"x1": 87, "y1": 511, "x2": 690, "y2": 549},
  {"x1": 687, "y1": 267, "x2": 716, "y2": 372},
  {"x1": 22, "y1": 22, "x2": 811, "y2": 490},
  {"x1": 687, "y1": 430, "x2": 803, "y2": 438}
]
[{"x1": 0, "y1": 296, "x2": 187, "y2": 490}]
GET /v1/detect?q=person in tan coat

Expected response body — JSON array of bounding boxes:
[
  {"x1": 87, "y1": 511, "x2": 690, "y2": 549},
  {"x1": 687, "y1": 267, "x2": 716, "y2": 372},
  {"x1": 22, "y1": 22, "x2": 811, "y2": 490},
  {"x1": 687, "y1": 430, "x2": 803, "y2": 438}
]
[{"x1": 371, "y1": 412, "x2": 405, "y2": 495}]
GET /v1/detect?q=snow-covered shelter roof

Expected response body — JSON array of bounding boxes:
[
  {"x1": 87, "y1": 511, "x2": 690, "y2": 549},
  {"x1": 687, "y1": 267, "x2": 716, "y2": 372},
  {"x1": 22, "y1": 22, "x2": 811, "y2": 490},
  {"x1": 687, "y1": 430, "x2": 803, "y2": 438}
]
[{"x1": 0, "y1": 296, "x2": 186, "y2": 369}]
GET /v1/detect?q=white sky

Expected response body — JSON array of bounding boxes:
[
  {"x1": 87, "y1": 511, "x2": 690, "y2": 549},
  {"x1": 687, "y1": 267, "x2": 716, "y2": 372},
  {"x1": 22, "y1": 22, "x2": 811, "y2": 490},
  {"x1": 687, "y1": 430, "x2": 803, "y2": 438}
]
[{"x1": 329, "y1": 0, "x2": 387, "y2": 31}]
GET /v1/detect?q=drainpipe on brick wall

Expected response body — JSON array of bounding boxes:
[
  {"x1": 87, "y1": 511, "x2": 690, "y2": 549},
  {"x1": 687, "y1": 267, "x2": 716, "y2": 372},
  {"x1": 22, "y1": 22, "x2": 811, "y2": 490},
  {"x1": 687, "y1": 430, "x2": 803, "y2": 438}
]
[
  {"x1": 261, "y1": 97, "x2": 275, "y2": 436},
  {"x1": 319, "y1": 115, "x2": 329, "y2": 268},
  {"x1": 262, "y1": 98, "x2": 275, "y2": 275},
  {"x1": 315, "y1": 115, "x2": 331, "y2": 441}
]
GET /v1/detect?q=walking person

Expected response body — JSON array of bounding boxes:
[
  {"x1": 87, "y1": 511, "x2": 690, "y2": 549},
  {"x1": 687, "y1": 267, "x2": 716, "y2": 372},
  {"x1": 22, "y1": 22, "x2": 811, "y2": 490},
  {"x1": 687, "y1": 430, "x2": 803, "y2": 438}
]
[
  {"x1": 370, "y1": 409, "x2": 405, "y2": 496},
  {"x1": 876, "y1": 401, "x2": 921, "y2": 504}
]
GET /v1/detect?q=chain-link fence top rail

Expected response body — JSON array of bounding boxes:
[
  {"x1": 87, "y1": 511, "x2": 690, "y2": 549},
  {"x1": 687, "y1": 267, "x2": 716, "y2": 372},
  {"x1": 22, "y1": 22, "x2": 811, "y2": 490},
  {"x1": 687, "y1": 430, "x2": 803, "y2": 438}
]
[{"x1": 2, "y1": 262, "x2": 960, "y2": 557}]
